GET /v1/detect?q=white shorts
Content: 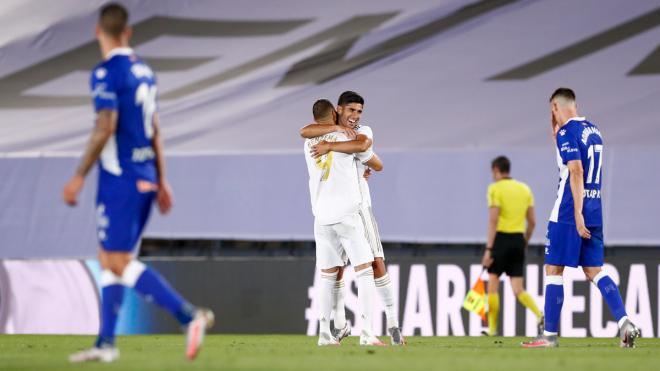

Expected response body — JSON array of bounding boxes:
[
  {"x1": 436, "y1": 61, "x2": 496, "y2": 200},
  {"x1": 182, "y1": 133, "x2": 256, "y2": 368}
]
[
  {"x1": 314, "y1": 213, "x2": 374, "y2": 269},
  {"x1": 358, "y1": 205, "x2": 384, "y2": 259}
]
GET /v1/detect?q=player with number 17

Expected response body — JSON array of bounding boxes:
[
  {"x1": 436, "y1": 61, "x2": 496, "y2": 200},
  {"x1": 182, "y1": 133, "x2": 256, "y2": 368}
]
[
  {"x1": 522, "y1": 88, "x2": 640, "y2": 348},
  {"x1": 62, "y1": 3, "x2": 213, "y2": 363}
]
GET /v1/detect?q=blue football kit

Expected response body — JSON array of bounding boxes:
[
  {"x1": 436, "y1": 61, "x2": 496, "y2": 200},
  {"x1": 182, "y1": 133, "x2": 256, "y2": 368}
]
[
  {"x1": 546, "y1": 117, "x2": 605, "y2": 267},
  {"x1": 88, "y1": 48, "x2": 199, "y2": 351},
  {"x1": 537, "y1": 115, "x2": 632, "y2": 340},
  {"x1": 90, "y1": 47, "x2": 158, "y2": 252}
]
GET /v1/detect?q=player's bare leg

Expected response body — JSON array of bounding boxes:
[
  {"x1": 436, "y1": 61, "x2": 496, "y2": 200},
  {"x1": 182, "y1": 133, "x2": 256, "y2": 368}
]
[
  {"x1": 372, "y1": 258, "x2": 404, "y2": 345},
  {"x1": 485, "y1": 274, "x2": 500, "y2": 336},
  {"x1": 510, "y1": 277, "x2": 544, "y2": 335},
  {"x1": 583, "y1": 267, "x2": 640, "y2": 348}
]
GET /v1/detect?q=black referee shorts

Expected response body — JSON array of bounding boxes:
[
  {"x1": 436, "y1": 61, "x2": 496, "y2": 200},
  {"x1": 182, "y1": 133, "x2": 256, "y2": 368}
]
[{"x1": 488, "y1": 232, "x2": 525, "y2": 277}]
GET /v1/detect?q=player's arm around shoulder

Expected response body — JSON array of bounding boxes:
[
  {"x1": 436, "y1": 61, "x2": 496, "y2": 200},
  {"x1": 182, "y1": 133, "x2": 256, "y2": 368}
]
[
  {"x1": 310, "y1": 133, "x2": 373, "y2": 158},
  {"x1": 299, "y1": 123, "x2": 355, "y2": 139},
  {"x1": 328, "y1": 134, "x2": 372, "y2": 153}
]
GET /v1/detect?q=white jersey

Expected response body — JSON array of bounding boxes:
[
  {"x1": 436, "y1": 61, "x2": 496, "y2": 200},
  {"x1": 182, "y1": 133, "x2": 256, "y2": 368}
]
[
  {"x1": 305, "y1": 132, "x2": 362, "y2": 225},
  {"x1": 354, "y1": 125, "x2": 375, "y2": 207}
]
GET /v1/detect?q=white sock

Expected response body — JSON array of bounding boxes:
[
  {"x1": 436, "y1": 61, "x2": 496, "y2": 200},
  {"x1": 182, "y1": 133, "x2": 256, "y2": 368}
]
[
  {"x1": 356, "y1": 267, "x2": 376, "y2": 337},
  {"x1": 374, "y1": 273, "x2": 398, "y2": 328},
  {"x1": 618, "y1": 316, "x2": 629, "y2": 329},
  {"x1": 319, "y1": 271, "x2": 338, "y2": 336},
  {"x1": 332, "y1": 279, "x2": 346, "y2": 330}
]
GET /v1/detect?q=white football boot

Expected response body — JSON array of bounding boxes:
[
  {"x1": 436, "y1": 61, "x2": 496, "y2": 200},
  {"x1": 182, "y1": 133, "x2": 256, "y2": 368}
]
[
  {"x1": 69, "y1": 346, "x2": 119, "y2": 363},
  {"x1": 332, "y1": 323, "x2": 351, "y2": 343},
  {"x1": 359, "y1": 331, "x2": 387, "y2": 346},
  {"x1": 186, "y1": 308, "x2": 215, "y2": 360},
  {"x1": 619, "y1": 319, "x2": 641, "y2": 348},
  {"x1": 318, "y1": 332, "x2": 340, "y2": 346}
]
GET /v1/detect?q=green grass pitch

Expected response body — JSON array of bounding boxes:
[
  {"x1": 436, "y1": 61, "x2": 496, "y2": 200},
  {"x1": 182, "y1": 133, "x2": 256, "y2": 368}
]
[{"x1": 1, "y1": 335, "x2": 658, "y2": 371}]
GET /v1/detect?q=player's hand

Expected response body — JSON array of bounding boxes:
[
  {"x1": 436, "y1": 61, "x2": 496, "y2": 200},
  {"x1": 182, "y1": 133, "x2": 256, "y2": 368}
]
[
  {"x1": 62, "y1": 174, "x2": 85, "y2": 206},
  {"x1": 157, "y1": 180, "x2": 174, "y2": 214},
  {"x1": 339, "y1": 126, "x2": 357, "y2": 140},
  {"x1": 575, "y1": 214, "x2": 591, "y2": 239},
  {"x1": 481, "y1": 249, "x2": 493, "y2": 268},
  {"x1": 363, "y1": 168, "x2": 372, "y2": 180},
  {"x1": 551, "y1": 111, "x2": 559, "y2": 140},
  {"x1": 311, "y1": 141, "x2": 331, "y2": 158}
]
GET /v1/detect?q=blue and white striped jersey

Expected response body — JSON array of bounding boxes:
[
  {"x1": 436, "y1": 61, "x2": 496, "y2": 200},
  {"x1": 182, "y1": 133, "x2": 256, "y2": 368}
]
[
  {"x1": 90, "y1": 47, "x2": 158, "y2": 183},
  {"x1": 549, "y1": 117, "x2": 603, "y2": 226}
]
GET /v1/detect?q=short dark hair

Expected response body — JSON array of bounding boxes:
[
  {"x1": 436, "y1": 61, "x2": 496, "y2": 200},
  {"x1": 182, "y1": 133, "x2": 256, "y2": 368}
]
[
  {"x1": 337, "y1": 91, "x2": 364, "y2": 106},
  {"x1": 491, "y1": 156, "x2": 511, "y2": 174},
  {"x1": 99, "y1": 3, "x2": 129, "y2": 37},
  {"x1": 550, "y1": 87, "x2": 576, "y2": 102},
  {"x1": 312, "y1": 99, "x2": 334, "y2": 121}
]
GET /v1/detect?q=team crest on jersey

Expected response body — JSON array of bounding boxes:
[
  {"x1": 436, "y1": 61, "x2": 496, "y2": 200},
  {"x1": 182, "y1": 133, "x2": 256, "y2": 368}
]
[
  {"x1": 95, "y1": 68, "x2": 107, "y2": 79},
  {"x1": 559, "y1": 129, "x2": 566, "y2": 136},
  {"x1": 92, "y1": 83, "x2": 116, "y2": 100}
]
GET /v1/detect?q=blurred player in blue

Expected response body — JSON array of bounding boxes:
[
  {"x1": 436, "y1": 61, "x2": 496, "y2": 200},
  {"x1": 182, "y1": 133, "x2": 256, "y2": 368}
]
[
  {"x1": 522, "y1": 88, "x2": 639, "y2": 348},
  {"x1": 62, "y1": 3, "x2": 213, "y2": 363}
]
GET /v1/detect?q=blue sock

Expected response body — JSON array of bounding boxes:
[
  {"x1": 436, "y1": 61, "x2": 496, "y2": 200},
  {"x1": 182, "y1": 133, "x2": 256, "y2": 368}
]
[
  {"x1": 595, "y1": 272, "x2": 627, "y2": 321},
  {"x1": 123, "y1": 261, "x2": 195, "y2": 325},
  {"x1": 544, "y1": 276, "x2": 564, "y2": 334},
  {"x1": 96, "y1": 271, "x2": 125, "y2": 348}
]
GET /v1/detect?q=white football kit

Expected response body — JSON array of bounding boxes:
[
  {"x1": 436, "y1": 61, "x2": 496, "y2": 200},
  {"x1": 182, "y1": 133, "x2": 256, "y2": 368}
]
[
  {"x1": 304, "y1": 131, "x2": 374, "y2": 269},
  {"x1": 354, "y1": 125, "x2": 384, "y2": 259}
]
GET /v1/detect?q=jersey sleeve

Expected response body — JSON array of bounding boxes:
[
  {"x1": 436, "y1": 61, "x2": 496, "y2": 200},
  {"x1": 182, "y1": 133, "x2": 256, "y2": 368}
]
[
  {"x1": 556, "y1": 129, "x2": 581, "y2": 164},
  {"x1": 487, "y1": 184, "x2": 500, "y2": 208},
  {"x1": 355, "y1": 148, "x2": 374, "y2": 164},
  {"x1": 527, "y1": 186, "x2": 535, "y2": 207},
  {"x1": 357, "y1": 126, "x2": 373, "y2": 140},
  {"x1": 355, "y1": 126, "x2": 374, "y2": 163},
  {"x1": 90, "y1": 65, "x2": 118, "y2": 112}
]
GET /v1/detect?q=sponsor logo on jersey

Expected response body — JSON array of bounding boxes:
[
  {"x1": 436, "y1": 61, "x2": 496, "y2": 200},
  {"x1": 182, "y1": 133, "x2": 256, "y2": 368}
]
[
  {"x1": 132, "y1": 146, "x2": 156, "y2": 162},
  {"x1": 91, "y1": 83, "x2": 116, "y2": 100}
]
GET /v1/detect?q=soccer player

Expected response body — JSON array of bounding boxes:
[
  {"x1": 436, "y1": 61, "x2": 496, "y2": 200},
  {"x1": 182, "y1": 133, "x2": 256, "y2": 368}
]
[
  {"x1": 301, "y1": 92, "x2": 404, "y2": 345},
  {"x1": 522, "y1": 88, "x2": 640, "y2": 348},
  {"x1": 304, "y1": 98, "x2": 384, "y2": 346},
  {"x1": 62, "y1": 3, "x2": 213, "y2": 362},
  {"x1": 481, "y1": 156, "x2": 543, "y2": 336}
]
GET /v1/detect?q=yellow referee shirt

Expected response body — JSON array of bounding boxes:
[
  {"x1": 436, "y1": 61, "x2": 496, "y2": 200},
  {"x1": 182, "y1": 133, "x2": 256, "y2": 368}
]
[{"x1": 487, "y1": 178, "x2": 534, "y2": 233}]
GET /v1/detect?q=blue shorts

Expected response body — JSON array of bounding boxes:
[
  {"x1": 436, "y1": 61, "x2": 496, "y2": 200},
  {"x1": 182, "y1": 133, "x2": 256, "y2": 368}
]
[
  {"x1": 96, "y1": 176, "x2": 156, "y2": 252},
  {"x1": 545, "y1": 221, "x2": 604, "y2": 268}
]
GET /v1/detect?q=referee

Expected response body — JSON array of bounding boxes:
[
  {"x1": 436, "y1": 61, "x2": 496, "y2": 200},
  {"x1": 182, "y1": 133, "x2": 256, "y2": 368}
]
[{"x1": 481, "y1": 156, "x2": 543, "y2": 336}]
